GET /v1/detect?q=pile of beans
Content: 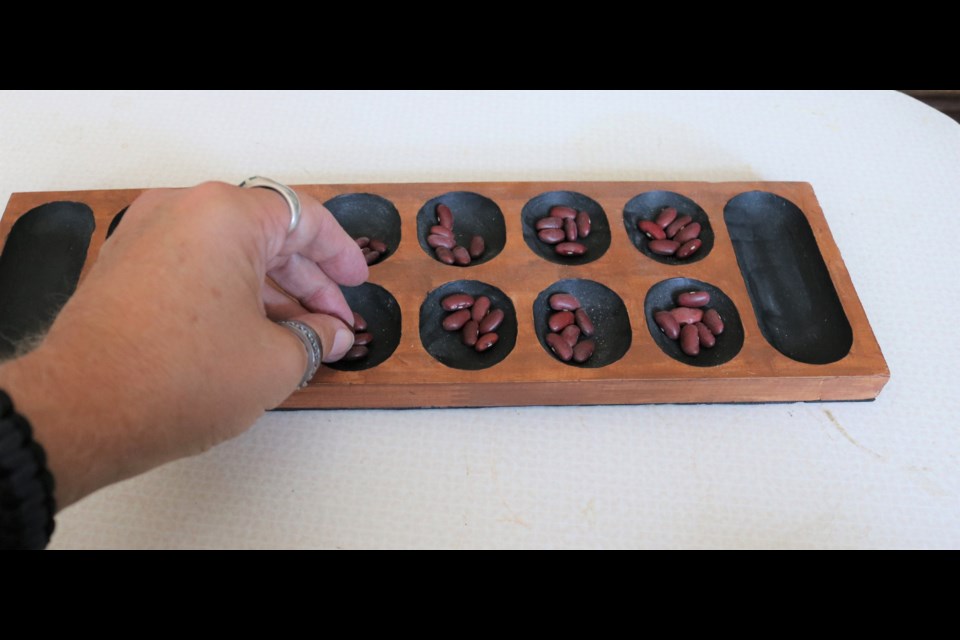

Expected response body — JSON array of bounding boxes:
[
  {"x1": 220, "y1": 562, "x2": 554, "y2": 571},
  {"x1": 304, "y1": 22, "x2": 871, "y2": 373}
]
[
  {"x1": 355, "y1": 237, "x2": 389, "y2": 265},
  {"x1": 535, "y1": 206, "x2": 591, "y2": 257},
  {"x1": 638, "y1": 207, "x2": 703, "y2": 259},
  {"x1": 440, "y1": 293, "x2": 503, "y2": 353},
  {"x1": 343, "y1": 311, "x2": 373, "y2": 360},
  {"x1": 543, "y1": 293, "x2": 595, "y2": 363},
  {"x1": 653, "y1": 291, "x2": 724, "y2": 356},
  {"x1": 427, "y1": 203, "x2": 485, "y2": 266}
]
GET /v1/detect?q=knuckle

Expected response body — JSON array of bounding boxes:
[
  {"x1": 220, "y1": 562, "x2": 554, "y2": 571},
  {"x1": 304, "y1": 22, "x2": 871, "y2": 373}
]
[{"x1": 192, "y1": 180, "x2": 236, "y2": 198}]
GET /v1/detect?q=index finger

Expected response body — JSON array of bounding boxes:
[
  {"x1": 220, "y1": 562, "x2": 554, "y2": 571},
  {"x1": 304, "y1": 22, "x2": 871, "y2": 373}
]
[{"x1": 264, "y1": 189, "x2": 369, "y2": 287}]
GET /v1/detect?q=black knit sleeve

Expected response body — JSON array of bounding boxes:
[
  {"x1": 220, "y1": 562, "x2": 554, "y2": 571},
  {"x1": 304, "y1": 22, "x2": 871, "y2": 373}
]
[{"x1": 0, "y1": 390, "x2": 56, "y2": 550}]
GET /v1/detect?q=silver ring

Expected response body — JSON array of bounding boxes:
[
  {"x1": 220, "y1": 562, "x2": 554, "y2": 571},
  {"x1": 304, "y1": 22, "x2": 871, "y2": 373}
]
[
  {"x1": 239, "y1": 176, "x2": 302, "y2": 234},
  {"x1": 278, "y1": 320, "x2": 323, "y2": 389}
]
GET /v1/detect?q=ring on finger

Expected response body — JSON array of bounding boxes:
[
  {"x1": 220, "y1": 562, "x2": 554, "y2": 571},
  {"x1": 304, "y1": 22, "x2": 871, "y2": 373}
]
[
  {"x1": 277, "y1": 320, "x2": 323, "y2": 389},
  {"x1": 240, "y1": 176, "x2": 302, "y2": 234}
]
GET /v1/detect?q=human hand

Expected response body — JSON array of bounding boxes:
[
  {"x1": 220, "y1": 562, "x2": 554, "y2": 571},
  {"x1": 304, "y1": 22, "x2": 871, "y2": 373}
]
[{"x1": 0, "y1": 181, "x2": 367, "y2": 508}]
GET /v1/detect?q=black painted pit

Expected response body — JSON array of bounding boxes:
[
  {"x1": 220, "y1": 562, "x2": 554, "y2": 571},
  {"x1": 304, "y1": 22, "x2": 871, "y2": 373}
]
[
  {"x1": 416, "y1": 192, "x2": 505, "y2": 267},
  {"x1": 0, "y1": 201, "x2": 95, "y2": 358},
  {"x1": 106, "y1": 206, "x2": 128, "y2": 239},
  {"x1": 419, "y1": 280, "x2": 517, "y2": 370},
  {"x1": 521, "y1": 191, "x2": 610, "y2": 266},
  {"x1": 644, "y1": 278, "x2": 744, "y2": 367},
  {"x1": 533, "y1": 279, "x2": 631, "y2": 368},
  {"x1": 324, "y1": 193, "x2": 401, "y2": 266},
  {"x1": 623, "y1": 191, "x2": 715, "y2": 265},
  {"x1": 327, "y1": 282, "x2": 402, "y2": 372},
  {"x1": 724, "y1": 191, "x2": 852, "y2": 364}
]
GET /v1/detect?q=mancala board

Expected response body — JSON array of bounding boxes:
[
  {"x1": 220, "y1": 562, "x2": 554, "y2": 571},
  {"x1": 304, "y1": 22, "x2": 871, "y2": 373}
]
[{"x1": 0, "y1": 182, "x2": 889, "y2": 408}]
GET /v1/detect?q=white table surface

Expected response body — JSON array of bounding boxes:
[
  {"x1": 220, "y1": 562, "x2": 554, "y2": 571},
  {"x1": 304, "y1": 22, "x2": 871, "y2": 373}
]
[{"x1": 2, "y1": 90, "x2": 957, "y2": 549}]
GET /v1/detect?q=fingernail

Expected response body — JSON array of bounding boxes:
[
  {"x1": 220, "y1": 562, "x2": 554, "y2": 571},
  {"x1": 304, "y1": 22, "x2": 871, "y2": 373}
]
[{"x1": 329, "y1": 327, "x2": 355, "y2": 361}]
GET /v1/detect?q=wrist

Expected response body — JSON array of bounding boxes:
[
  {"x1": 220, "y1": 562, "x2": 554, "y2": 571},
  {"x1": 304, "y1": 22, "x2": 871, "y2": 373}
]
[{"x1": 0, "y1": 339, "x2": 134, "y2": 510}]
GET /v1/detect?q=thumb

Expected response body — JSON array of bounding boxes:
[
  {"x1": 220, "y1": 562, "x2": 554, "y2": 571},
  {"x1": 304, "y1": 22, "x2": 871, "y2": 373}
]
[{"x1": 286, "y1": 312, "x2": 356, "y2": 364}]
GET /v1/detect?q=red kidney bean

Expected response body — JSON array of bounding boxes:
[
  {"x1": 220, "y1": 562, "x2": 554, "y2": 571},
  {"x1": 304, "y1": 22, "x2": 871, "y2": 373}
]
[
  {"x1": 352, "y1": 312, "x2": 368, "y2": 333},
  {"x1": 427, "y1": 233, "x2": 455, "y2": 250},
  {"x1": 655, "y1": 298, "x2": 723, "y2": 358},
  {"x1": 471, "y1": 296, "x2": 491, "y2": 322},
  {"x1": 695, "y1": 322, "x2": 716, "y2": 348},
  {"x1": 461, "y1": 320, "x2": 479, "y2": 347},
  {"x1": 361, "y1": 246, "x2": 372, "y2": 255},
  {"x1": 673, "y1": 222, "x2": 701, "y2": 245},
  {"x1": 430, "y1": 225, "x2": 454, "y2": 239},
  {"x1": 575, "y1": 308, "x2": 595, "y2": 336},
  {"x1": 656, "y1": 207, "x2": 678, "y2": 229},
  {"x1": 437, "y1": 203, "x2": 454, "y2": 230},
  {"x1": 555, "y1": 242, "x2": 587, "y2": 256},
  {"x1": 573, "y1": 339, "x2": 595, "y2": 363},
  {"x1": 550, "y1": 205, "x2": 577, "y2": 219},
  {"x1": 561, "y1": 324, "x2": 581, "y2": 347},
  {"x1": 549, "y1": 293, "x2": 581, "y2": 311},
  {"x1": 654, "y1": 310, "x2": 680, "y2": 340},
  {"x1": 452, "y1": 246, "x2": 471, "y2": 265},
  {"x1": 648, "y1": 239, "x2": 680, "y2": 255},
  {"x1": 677, "y1": 291, "x2": 710, "y2": 307},
  {"x1": 536, "y1": 217, "x2": 563, "y2": 230},
  {"x1": 468, "y1": 235, "x2": 485, "y2": 258},
  {"x1": 665, "y1": 215, "x2": 693, "y2": 239},
  {"x1": 343, "y1": 345, "x2": 370, "y2": 361},
  {"x1": 538, "y1": 229, "x2": 565, "y2": 244},
  {"x1": 479, "y1": 308, "x2": 505, "y2": 334},
  {"x1": 355, "y1": 236, "x2": 370, "y2": 248},
  {"x1": 680, "y1": 324, "x2": 700, "y2": 356},
  {"x1": 353, "y1": 332, "x2": 373, "y2": 346},
  {"x1": 677, "y1": 238, "x2": 702, "y2": 258},
  {"x1": 703, "y1": 308, "x2": 724, "y2": 335},
  {"x1": 670, "y1": 307, "x2": 703, "y2": 325},
  {"x1": 546, "y1": 332, "x2": 573, "y2": 361},
  {"x1": 364, "y1": 250, "x2": 381, "y2": 265},
  {"x1": 638, "y1": 220, "x2": 666, "y2": 240},
  {"x1": 441, "y1": 293, "x2": 474, "y2": 311},
  {"x1": 442, "y1": 309, "x2": 471, "y2": 331},
  {"x1": 564, "y1": 218, "x2": 578, "y2": 242},
  {"x1": 548, "y1": 311, "x2": 575, "y2": 332},
  {"x1": 369, "y1": 239, "x2": 388, "y2": 254},
  {"x1": 475, "y1": 332, "x2": 499, "y2": 352},
  {"x1": 435, "y1": 247, "x2": 455, "y2": 264},
  {"x1": 576, "y1": 211, "x2": 591, "y2": 238}
]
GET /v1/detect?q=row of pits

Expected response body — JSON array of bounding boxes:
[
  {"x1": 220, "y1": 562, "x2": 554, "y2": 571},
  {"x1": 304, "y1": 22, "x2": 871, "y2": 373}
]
[
  {"x1": 334, "y1": 277, "x2": 744, "y2": 372},
  {"x1": 110, "y1": 190, "x2": 714, "y2": 266}
]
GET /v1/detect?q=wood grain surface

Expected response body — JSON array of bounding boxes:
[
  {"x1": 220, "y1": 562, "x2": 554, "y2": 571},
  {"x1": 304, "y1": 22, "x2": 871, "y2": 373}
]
[{"x1": 0, "y1": 181, "x2": 889, "y2": 407}]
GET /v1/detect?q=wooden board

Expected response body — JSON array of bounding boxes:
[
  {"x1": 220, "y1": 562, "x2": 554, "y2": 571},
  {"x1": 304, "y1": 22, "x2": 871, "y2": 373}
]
[{"x1": 0, "y1": 182, "x2": 889, "y2": 407}]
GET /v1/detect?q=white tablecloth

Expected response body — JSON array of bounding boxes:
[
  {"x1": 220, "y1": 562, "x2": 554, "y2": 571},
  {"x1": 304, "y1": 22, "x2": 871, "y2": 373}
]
[{"x1": 2, "y1": 90, "x2": 957, "y2": 549}]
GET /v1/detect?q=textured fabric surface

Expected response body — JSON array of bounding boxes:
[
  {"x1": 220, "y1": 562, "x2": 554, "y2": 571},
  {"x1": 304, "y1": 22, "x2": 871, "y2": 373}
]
[{"x1": 1, "y1": 90, "x2": 956, "y2": 549}]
